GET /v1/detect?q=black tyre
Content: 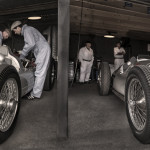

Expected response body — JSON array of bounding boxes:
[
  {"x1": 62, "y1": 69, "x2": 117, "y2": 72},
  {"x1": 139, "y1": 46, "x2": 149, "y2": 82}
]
[
  {"x1": 0, "y1": 65, "x2": 21, "y2": 143},
  {"x1": 44, "y1": 58, "x2": 55, "y2": 91},
  {"x1": 97, "y1": 62, "x2": 111, "y2": 95},
  {"x1": 125, "y1": 65, "x2": 150, "y2": 144},
  {"x1": 68, "y1": 61, "x2": 74, "y2": 82},
  {"x1": 75, "y1": 69, "x2": 80, "y2": 82},
  {"x1": 51, "y1": 26, "x2": 57, "y2": 60}
]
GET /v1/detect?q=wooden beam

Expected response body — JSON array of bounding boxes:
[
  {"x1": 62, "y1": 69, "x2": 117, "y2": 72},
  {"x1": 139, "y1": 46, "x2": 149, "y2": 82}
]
[
  {"x1": 71, "y1": 24, "x2": 150, "y2": 41},
  {"x1": 70, "y1": 0, "x2": 150, "y2": 41},
  {"x1": 57, "y1": 0, "x2": 70, "y2": 139},
  {"x1": 129, "y1": 0, "x2": 150, "y2": 6},
  {"x1": 70, "y1": 5, "x2": 150, "y2": 25},
  {"x1": 70, "y1": 25, "x2": 127, "y2": 37},
  {"x1": 0, "y1": 1, "x2": 57, "y2": 15},
  {"x1": 70, "y1": 6, "x2": 150, "y2": 33},
  {"x1": 71, "y1": 18, "x2": 150, "y2": 33},
  {"x1": 70, "y1": 18, "x2": 150, "y2": 33},
  {"x1": 70, "y1": 0, "x2": 150, "y2": 19},
  {"x1": 70, "y1": 7, "x2": 150, "y2": 27},
  {"x1": 71, "y1": 28, "x2": 150, "y2": 41}
]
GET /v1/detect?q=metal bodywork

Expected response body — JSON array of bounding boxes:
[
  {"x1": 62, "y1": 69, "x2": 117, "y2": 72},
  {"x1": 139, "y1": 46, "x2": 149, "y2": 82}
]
[
  {"x1": 19, "y1": 68, "x2": 34, "y2": 97},
  {"x1": 0, "y1": 46, "x2": 35, "y2": 97},
  {"x1": 112, "y1": 57, "x2": 150, "y2": 100}
]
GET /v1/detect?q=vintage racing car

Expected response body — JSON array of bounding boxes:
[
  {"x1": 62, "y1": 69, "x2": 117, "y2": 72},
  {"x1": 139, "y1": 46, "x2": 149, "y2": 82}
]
[
  {"x1": 0, "y1": 45, "x2": 55, "y2": 143},
  {"x1": 97, "y1": 55, "x2": 150, "y2": 143}
]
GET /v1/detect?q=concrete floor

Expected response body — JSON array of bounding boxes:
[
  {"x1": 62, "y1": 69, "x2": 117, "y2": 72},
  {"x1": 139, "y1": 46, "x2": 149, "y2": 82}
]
[{"x1": 1, "y1": 82, "x2": 150, "y2": 150}]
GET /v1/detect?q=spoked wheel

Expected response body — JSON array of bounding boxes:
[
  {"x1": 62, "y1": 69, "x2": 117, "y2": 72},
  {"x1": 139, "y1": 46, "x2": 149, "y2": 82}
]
[
  {"x1": 0, "y1": 65, "x2": 21, "y2": 143},
  {"x1": 0, "y1": 78, "x2": 19, "y2": 132},
  {"x1": 98, "y1": 71, "x2": 102, "y2": 87},
  {"x1": 51, "y1": 64, "x2": 55, "y2": 84},
  {"x1": 125, "y1": 65, "x2": 150, "y2": 144},
  {"x1": 127, "y1": 78, "x2": 146, "y2": 132},
  {"x1": 97, "y1": 62, "x2": 111, "y2": 95}
]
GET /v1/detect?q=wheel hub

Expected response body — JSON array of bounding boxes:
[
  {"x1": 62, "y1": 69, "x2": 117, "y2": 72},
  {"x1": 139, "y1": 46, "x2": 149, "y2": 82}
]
[
  {"x1": 0, "y1": 78, "x2": 18, "y2": 132},
  {"x1": 128, "y1": 78, "x2": 146, "y2": 131},
  {"x1": 7, "y1": 99, "x2": 18, "y2": 114}
]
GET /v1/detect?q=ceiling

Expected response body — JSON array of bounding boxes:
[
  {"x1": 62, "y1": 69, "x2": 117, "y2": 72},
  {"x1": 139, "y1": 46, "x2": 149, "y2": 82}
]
[
  {"x1": 70, "y1": 0, "x2": 150, "y2": 41},
  {"x1": 0, "y1": 0, "x2": 150, "y2": 41},
  {"x1": 0, "y1": 0, "x2": 52, "y2": 10},
  {"x1": 0, "y1": 0, "x2": 57, "y2": 31}
]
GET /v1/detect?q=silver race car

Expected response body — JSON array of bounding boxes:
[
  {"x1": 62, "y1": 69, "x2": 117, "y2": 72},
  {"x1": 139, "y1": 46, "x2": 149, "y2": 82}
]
[
  {"x1": 97, "y1": 55, "x2": 150, "y2": 144},
  {"x1": 0, "y1": 45, "x2": 55, "y2": 143}
]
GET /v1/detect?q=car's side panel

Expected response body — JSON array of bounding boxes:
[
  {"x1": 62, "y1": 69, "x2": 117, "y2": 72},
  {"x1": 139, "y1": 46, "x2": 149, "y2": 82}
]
[
  {"x1": 113, "y1": 72, "x2": 127, "y2": 96},
  {"x1": 19, "y1": 69, "x2": 34, "y2": 97},
  {"x1": 0, "y1": 64, "x2": 9, "y2": 72},
  {"x1": 113, "y1": 60, "x2": 150, "y2": 97}
]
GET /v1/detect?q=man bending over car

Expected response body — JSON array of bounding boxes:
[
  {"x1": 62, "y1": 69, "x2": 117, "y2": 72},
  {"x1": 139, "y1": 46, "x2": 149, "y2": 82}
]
[{"x1": 11, "y1": 21, "x2": 51, "y2": 100}]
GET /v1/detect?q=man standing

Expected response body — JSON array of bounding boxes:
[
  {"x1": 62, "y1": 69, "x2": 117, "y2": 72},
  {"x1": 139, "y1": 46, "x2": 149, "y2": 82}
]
[
  {"x1": 114, "y1": 42, "x2": 125, "y2": 70},
  {"x1": 11, "y1": 21, "x2": 51, "y2": 100},
  {"x1": 78, "y1": 41, "x2": 94, "y2": 83},
  {"x1": 0, "y1": 29, "x2": 11, "y2": 46}
]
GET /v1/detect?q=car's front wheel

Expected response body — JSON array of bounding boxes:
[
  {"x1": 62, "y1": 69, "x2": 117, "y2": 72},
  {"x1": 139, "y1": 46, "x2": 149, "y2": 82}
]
[
  {"x1": 0, "y1": 66, "x2": 21, "y2": 143},
  {"x1": 125, "y1": 65, "x2": 150, "y2": 144},
  {"x1": 97, "y1": 62, "x2": 111, "y2": 95}
]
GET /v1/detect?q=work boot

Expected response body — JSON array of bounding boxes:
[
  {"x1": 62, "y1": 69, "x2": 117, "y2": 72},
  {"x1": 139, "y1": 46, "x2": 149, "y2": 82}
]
[{"x1": 26, "y1": 94, "x2": 40, "y2": 100}]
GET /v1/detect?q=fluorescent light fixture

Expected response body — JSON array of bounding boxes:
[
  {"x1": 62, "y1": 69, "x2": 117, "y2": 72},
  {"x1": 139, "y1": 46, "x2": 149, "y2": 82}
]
[
  {"x1": 28, "y1": 16, "x2": 41, "y2": 20},
  {"x1": 104, "y1": 34, "x2": 115, "y2": 38}
]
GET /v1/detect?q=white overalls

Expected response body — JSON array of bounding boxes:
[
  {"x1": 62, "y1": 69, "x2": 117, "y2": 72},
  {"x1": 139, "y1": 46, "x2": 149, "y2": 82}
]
[
  {"x1": 78, "y1": 46, "x2": 94, "y2": 82},
  {"x1": 114, "y1": 47, "x2": 125, "y2": 71},
  {"x1": 20, "y1": 24, "x2": 51, "y2": 98}
]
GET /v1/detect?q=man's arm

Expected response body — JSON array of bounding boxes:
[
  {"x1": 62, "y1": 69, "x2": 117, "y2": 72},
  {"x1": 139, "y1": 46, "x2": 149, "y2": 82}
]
[
  {"x1": 114, "y1": 47, "x2": 118, "y2": 55},
  {"x1": 91, "y1": 49, "x2": 94, "y2": 62},
  {"x1": 78, "y1": 48, "x2": 83, "y2": 62},
  {"x1": 20, "y1": 29, "x2": 35, "y2": 59},
  {"x1": 121, "y1": 48, "x2": 126, "y2": 55}
]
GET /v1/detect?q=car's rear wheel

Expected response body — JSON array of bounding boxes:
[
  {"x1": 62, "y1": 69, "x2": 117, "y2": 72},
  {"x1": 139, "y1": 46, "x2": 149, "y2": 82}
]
[
  {"x1": 97, "y1": 62, "x2": 111, "y2": 95},
  {"x1": 0, "y1": 66, "x2": 21, "y2": 143},
  {"x1": 125, "y1": 65, "x2": 150, "y2": 144},
  {"x1": 44, "y1": 58, "x2": 55, "y2": 91}
]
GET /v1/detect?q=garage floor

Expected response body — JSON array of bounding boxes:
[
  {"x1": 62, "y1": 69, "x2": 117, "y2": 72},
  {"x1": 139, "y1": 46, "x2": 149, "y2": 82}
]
[{"x1": 1, "y1": 82, "x2": 150, "y2": 150}]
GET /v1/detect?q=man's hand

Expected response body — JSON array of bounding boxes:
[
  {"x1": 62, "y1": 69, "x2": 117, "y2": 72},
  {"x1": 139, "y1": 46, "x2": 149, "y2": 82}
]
[
  {"x1": 21, "y1": 59, "x2": 30, "y2": 68},
  {"x1": 18, "y1": 50, "x2": 22, "y2": 55},
  {"x1": 19, "y1": 54, "x2": 25, "y2": 60},
  {"x1": 117, "y1": 52, "x2": 124, "y2": 55},
  {"x1": 20, "y1": 59, "x2": 27, "y2": 67}
]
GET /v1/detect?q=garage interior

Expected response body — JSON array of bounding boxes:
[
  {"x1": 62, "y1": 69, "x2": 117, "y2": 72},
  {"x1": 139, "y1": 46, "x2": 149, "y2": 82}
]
[
  {"x1": 70, "y1": 0, "x2": 150, "y2": 63},
  {"x1": 1, "y1": 0, "x2": 150, "y2": 149}
]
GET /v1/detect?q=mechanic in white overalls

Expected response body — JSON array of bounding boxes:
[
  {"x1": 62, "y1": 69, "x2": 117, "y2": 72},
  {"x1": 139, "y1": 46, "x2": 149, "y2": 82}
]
[
  {"x1": 78, "y1": 41, "x2": 94, "y2": 83},
  {"x1": 0, "y1": 29, "x2": 11, "y2": 46},
  {"x1": 114, "y1": 42, "x2": 125, "y2": 71},
  {"x1": 11, "y1": 21, "x2": 51, "y2": 100}
]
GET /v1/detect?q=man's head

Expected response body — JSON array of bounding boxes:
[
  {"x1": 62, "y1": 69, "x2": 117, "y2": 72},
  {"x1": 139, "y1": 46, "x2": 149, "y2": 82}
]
[
  {"x1": 116, "y1": 42, "x2": 121, "y2": 48},
  {"x1": 85, "y1": 41, "x2": 92, "y2": 49},
  {"x1": 11, "y1": 21, "x2": 22, "y2": 35},
  {"x1": 2, "y1": 29, "x2": 11, "y2": 39}
]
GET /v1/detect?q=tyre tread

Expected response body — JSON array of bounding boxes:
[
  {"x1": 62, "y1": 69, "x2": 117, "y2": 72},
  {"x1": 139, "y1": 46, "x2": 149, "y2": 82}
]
[
  {"x1": 126, "y1": 65, "x2": 150, "y2": 144},
  {"x1": 98, "y1": 62, "x2": 111, "y2": 95}
]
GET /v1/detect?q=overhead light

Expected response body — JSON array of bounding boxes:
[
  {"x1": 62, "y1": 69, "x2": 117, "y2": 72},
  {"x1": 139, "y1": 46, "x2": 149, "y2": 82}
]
[
  {"x1": 28, "y1": 16, "x2": 41, "y2": 20},
  {"x1": 104, "y1": 34, "x2": 115, "y2": 38}
]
